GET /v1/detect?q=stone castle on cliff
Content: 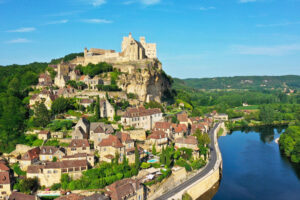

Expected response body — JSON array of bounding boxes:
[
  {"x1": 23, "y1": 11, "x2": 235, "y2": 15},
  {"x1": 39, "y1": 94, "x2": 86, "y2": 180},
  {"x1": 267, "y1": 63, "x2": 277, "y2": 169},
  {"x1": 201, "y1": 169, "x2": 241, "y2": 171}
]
[{"x1": 72, "y1": 33, "x2": 157, "y2": 65}]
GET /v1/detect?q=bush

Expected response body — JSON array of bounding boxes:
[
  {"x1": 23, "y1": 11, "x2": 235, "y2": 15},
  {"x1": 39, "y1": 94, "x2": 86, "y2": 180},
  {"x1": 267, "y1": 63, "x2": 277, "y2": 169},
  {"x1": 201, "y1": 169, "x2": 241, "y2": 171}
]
[
  {"x1": 50, "y1": 183, "x2": 61, "y2": 191},
  {"x1": 12, "y1": 163, "x2": 26, "y2": 176},
  {"x1": 141, "y1": 162, "x2": 151, "y2": 169}
]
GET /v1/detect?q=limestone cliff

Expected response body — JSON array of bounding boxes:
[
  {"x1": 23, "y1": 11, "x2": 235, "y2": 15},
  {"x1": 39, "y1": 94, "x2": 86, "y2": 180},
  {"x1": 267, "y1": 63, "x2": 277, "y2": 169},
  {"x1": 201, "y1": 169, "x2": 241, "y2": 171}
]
[{"x1": 114, "y1": 59, "x2": 172, "y2": 103}]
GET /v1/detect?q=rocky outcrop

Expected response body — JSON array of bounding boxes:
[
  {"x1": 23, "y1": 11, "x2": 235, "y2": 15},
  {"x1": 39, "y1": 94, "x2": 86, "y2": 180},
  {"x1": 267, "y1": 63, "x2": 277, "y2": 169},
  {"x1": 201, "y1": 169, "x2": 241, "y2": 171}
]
[{"x1": 115, "y1": 59, "x2": 172, "y2": 103}]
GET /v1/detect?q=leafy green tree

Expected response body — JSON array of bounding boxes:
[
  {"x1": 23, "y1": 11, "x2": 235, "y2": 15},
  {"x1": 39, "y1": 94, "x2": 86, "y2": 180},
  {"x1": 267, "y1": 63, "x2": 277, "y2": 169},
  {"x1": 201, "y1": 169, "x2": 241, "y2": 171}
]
[
  {"x1": 51, "y1": 97, "x2": 71, "y2": 115},
  {"x1": 259, "y1": 105, "x2": 276, "y2": 124},
  {"x1": 95, "y1": 96, "x2": 100, "y2": 120},
  {"x1": 152, "y1": 144, "x2": 157, "y2": 155},
  {"x1": 33, "y1": 102, "x2": 51, "y2": 127}
]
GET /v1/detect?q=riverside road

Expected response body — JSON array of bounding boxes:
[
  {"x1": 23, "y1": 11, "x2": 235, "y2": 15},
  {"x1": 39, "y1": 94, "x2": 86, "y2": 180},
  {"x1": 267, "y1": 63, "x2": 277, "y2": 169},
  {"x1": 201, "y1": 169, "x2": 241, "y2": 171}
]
[{"x1": 156, "y1": 123, "x2": 220, "y2": 200}]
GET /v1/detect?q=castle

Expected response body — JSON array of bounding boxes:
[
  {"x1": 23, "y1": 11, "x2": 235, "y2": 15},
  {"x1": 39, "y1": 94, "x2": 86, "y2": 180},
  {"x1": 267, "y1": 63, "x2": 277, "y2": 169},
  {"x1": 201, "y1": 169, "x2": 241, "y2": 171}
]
[{"x1": 73, "y1": 33, "x2": 157, "y2": 65}]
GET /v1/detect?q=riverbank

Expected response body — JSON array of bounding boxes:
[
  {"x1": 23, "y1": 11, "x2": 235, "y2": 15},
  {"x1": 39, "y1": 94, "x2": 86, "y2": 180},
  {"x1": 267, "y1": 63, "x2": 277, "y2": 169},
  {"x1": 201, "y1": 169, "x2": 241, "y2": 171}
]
[
  {"x1": 226, "y1": 120, "x2": 290, "y2": 131},
  {"x1": 154, "y1": 122, "x2": 224, "y2": 200}
]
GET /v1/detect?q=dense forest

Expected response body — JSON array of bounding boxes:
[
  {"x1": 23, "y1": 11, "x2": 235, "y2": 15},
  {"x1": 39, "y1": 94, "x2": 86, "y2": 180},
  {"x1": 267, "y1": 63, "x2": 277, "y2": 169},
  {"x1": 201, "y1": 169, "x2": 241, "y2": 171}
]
[
  {"x1": 0, "y1": 62, "x2": 48, "y2": 152},
  {"x1": 173, "y1": 75, "x2": 300, "y2": 90}
]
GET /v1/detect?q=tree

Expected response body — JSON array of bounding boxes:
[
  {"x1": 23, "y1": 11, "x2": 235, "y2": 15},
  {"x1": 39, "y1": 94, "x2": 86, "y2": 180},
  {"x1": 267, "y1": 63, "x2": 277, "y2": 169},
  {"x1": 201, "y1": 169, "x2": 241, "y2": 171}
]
[
  {"x1": 61, "y1": 174, "x2": 70, "y2": 190},
  {"x1": 160, "y1": 146, "x2": 166, "y2": 164},
  {"x1": 135, "y1": 145, "x2": 140, "y2": 169},
  {"x1": 259, "y1": 105, "x2": 276, "y2": 124},
  {"x1": 51, "y1": 97, "x2": 71, "y2": 115},
  {"x1": 14, "y1": 177, "x2": 39, "y2": 194},
  {"x1": 152, "y1": 144, "x2": 157, "y2": 155},
  {"x1": 95, "y1": 96, "x2": 100, "y2": 120},
  {"x1": 33, "y1": 102, "x2": 51, "y2": 127}
]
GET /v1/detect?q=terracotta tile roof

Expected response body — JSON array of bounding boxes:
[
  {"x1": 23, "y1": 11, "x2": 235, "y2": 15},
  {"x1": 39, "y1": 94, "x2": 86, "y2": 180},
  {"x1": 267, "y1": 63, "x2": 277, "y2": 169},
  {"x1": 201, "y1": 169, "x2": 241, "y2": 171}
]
[
  {"x1": 154, "y1": 122, "x2": 172, "y2": 130},
  {"x1": 21, "y1": 147, "x2": 40, "y2": 161},
  {"x1": 54, "y1": 193, "x2": 84, "y2": 200},
  {"x1": 9, "y1": 192, "x2": 40, "y2": 200},
  {"x1": 104, "y1": 154, "x2": 114, "y2": 159},
  {"x1": 40, "y1": 146, "x2": 60, "y2": 155},
  {"x1": 116, "y1": 132, "x2": 133, "y2": 144},
  {"x1": 98, "y1": 135, "x2": 124, "y2": 148},
  {"x1": 0, "y1": 163, "x2": 9, "y2": 171},
  {"x1": 80, "y1": 99, "x2": 94, "y2": 104},
  {"x1": 82, "y1": 194, "x2": 109, "y2": 200},
  {"x1": 69, "y1": 139, "x2": 90, "y2": 148},
  {"x1": 191, "y1": 124, "x2": 205, "y2": 134},
  {"x1": 27, "y1": 160, "x2": 88, "y2": 173},
  {"x1": 175, "y1": 136, "x2": 198, "y2": 145},
  {"x1": 63, "y1": 153, "x2": 91, "y2": 159},
  {"x1": 147, "y1": 130, "x2": 167, "y2": 140},
  {"x1": 123, "y1": 107, "x2": 161, "y2": 118},
  {"x1": 0, "y1": 171, "x2": 10, "y2": 184},
  {"x1": 177, "y1": 113, "x2": 188, "y2": 122},
  {"x1": 172, "y1": 124, "x2": 187, "y2": 133},
  {"x1": 106, "y1": 178, "x2": 142, "y2": 200},
  {"x1": 39, "y1": 130, "x2": 50, "y2": 135}
]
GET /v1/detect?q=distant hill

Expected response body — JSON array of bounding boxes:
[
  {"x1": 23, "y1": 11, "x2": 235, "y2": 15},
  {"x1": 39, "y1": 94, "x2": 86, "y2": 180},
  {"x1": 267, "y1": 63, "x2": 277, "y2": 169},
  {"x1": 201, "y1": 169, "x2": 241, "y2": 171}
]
[{"x1": 173, "y1": 75, "x2": 300, "y2": 90}]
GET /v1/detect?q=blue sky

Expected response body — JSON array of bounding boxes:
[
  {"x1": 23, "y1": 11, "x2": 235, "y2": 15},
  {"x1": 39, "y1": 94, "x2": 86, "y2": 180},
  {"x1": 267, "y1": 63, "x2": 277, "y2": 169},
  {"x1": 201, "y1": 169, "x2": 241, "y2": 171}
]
[{"x1": 1, "y1": 0, "x2": 300, "y2": 78}]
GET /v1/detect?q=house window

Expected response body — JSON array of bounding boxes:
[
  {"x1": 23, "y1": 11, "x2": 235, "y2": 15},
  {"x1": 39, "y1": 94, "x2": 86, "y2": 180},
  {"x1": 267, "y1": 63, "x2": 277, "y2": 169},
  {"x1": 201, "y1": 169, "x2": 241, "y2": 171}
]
[
  {"x1": 68, "y1": 168, "x2": 74, "y2": 172},
  {"x1": 0, "y1": 185, "x2": 3, "y2": 189},
  {"x1": 2, "y1": 192, "x2": 6, "y2": 194},
  {"x1": 82, "y1": 147, "x2": 86, "y2": 150},
  {"x1": 71, "y1": 148, "x2": 76, "y2": 151}
]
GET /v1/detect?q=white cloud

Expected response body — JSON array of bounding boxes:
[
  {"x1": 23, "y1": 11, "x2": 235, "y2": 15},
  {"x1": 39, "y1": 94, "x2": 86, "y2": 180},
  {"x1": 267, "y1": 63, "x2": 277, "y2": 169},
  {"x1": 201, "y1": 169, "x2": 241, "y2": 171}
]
[
  {"x1": 82, "y1": 19, "x2": 112, "y2": 23},
  {"x1": 7, "y1": 27, "x2": 36, "y2": 33},
  {"x1": 47, "y1": 19, "x2": 69, "y2": 25},
  {"x1": 239, "y1": 0, "x2": 257, "y2": 3},
  {"x1": 140, "y1": 0, "x2": 161, "y2": 5},
  {"x1": 196, "y1": 6, "x2": 216, "y2": 11},
  {"x1": 5, "y1": 38, "x2": 31, "y2": 44},
  {"x1": 231, "y1": 44, "x2": 300, "y2": 56},
  {"x1": 256, "y1": 21, "x2": 300, "y2": 27},
  {"x1": 91, "y1": 0, "x2": 106, "y2": 6}
]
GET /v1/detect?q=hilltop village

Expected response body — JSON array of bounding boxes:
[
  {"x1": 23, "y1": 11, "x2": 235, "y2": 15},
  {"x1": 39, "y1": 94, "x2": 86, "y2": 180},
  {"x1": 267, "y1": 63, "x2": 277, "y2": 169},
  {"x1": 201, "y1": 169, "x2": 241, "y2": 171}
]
[{"x1": 0, "y1": 34, "x2": 228, "y2": 200}]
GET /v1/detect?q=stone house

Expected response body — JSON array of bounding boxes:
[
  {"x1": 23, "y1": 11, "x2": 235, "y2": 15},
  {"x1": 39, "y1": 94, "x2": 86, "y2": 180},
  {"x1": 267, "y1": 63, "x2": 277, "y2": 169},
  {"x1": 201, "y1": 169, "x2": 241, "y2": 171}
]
[
  {"x1": 9, "y1": 192, "x2": 40, "y2": 200},
  {"x1": 69, "y1": 70, "x2": 80, "y2": 81},
  {"x1": 62, "y1": 153, "x2": 95, "y2": 167},
  {"x1": 121, "y1": 107, "x2": 163, "y2": 130},
  {"x1": 96, "y1": 135, "x2": 125, "y2": 163},
  {"x1": 54, "y1": 193, "x2": 84, "y2": 200},
  {"x1": 39, "y1": 146, "x2": 65, "y2": 162},
  {"x1": 37, "y1": 73, "x2": 52, "y2": 89},
  {"x1": 51, "y1": 131, "x2": 65, "y2": 139},
  {"x1": 153, "y1": 122, "x2": 172, "y2": 137},
  {"x1": 89, "y1": 122, "x2": 114, "y2": 146},
  {"x1": 106, "y1": 178, "x2": 145, "y2": 200},
  {"x1": 172, "y1": 124, "x2": 187, "y2": 139},
  {"x1": 79, "y1": 99, "x2": 94, "y2": 108},
  {"x1": 100, "y1": 99, "x2": 115, "y2": 121},
  {"x1": 0, "y1": 163, "x2": 11, "y2": 200},
  {"x1": 191, "y1": 124, "x2": 207, "y2": 134},
  {"x1": 67, "y1": 139, "x2": 90, "y2": 155},
  {"x1": 116, "y1": 132, "x2": 135, "y2": 164},
  {"x1": 146, "y1": 130, "x2": 168, "y2": 152},
  {"x1": 57, "y1": 87, "x2": 76, "y2": 98},
  {"x1": 19, "y1": 147, "x2": 40, "y2": 171},
  {"x1": 38, "y1": 130, "x2": 50, "y2": 141},
  {"x1": 27, "y1": 160, "x2": 88, "y2": 187},
  {"x1": 177, "y1": 113, "x2": 190, "y2": 126},
  {"x1": 174, "y1": 136, "x2": 199, "y2": 151},
  {"x1": 72, "y1": 118, "x2": 90, "y2": 139},
  {"x1": 29, "y1": 91, "x2": 58, "y2": 110},
  {"x1": 175, "y1": 136, "x2": 199, "y2": 159}
]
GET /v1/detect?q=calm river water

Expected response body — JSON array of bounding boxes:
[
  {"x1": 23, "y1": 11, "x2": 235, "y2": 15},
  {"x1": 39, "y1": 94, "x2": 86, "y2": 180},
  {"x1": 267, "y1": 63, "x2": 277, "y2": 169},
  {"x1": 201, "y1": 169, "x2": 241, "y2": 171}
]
[{"x1": 200, "y1": 126, "x2": 300, "y2": 200}]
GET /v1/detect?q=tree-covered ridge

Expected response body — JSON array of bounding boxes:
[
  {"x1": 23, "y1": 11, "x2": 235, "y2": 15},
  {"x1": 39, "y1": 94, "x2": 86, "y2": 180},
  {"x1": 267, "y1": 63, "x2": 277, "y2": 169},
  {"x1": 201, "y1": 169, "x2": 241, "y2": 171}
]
[
  {"x1": 50, "y1": 52, "x2": 84, "y2": 64},
  {"x1": 173, "y1": 75, "x2": 300, "y2": 90},
  {"x1": 0, "y1": 62, "x2": 48, "y2": 153}
]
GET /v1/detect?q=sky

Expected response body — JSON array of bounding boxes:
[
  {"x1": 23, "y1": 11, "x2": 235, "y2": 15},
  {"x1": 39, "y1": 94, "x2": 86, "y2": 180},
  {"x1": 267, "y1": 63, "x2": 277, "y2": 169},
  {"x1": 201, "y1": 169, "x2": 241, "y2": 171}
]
[{"x1": 1, "y1": 0, "x2": 300, "y2": 78}]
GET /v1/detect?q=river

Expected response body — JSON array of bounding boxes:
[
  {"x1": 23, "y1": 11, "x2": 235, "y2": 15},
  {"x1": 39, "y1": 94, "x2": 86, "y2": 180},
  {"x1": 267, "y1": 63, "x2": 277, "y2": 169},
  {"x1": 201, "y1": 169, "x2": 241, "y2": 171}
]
[{"x1": 199, "y1": 126, "x2": 300, "y2": 200}]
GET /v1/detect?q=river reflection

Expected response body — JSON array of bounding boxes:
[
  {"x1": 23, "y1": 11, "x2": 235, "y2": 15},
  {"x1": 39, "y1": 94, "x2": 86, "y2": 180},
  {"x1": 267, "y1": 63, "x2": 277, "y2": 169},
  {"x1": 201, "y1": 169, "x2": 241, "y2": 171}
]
[{"x1": 200, "y1": 126, "x2": 300, "y2": 200}]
